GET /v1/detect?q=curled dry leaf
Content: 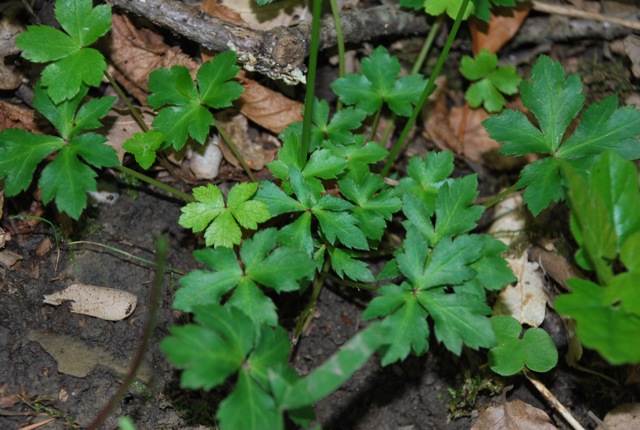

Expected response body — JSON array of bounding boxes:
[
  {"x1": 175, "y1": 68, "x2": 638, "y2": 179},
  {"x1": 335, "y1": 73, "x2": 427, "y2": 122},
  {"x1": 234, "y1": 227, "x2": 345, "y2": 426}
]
[
  {"x1": 43, "y1": 283, "x2": 137, "y2": 321},
  {"x1": 596, "y1": 403, "x2": 640, "y2": 430},
  {"x1": 217, "y1": 111, "x2": 280, "y2": 171},
  {"x1": 0, "y1": 101, "x2": 38, "y2": 133},
  {"x1": 470, "y1": 3, "x2": 532, "y2": 55},
  {"x1": 472, "y1": 399, "x2": 558, "y2": 430},
  {"x1": 489, "y1": 194, "x2": 549, "y2": 327},
  {"x1": 219, "y1": 0, "x2": 308, "y2": 30},
  {"x1": 109, "y1": 14, "x2": 198, "y2": 104},
  {"x1": 0, "y1": 3, "x2": 24, "y2": 90},
  {"x1": 624, "y1": 35, "x2": 640, "y2": 79}
]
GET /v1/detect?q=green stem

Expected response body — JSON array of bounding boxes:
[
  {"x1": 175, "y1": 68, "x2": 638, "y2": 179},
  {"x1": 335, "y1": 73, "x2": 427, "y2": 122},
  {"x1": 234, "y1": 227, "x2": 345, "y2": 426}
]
[
  {"x1": 328, "y1": 0, "x2": 345, "y2": 111},
  {"x1": 104, "y1": 70, "x2": 149, "y2": 133},
  {"x1": 482, "y1": 183, "x2": 520, "y2": 209},
  {"x1": 116, "y1": 165, "x2": 194, "y2": 202},
  {"x1": 66, "y1": 240, "x2": 184, "y2": 275},
  {"x1": 368, "y1": 106, "x2": 383, "y2": 142},
  {"x1": 214, "y1": 124, "x2": 255, "y2": 182},
  {"x1": 86, "y1": 236, "x2": 168, "y2": 430},
  {"x1": 291, "y1": 258, "x2": 330, "y2": 347},
  {"x1": 299, "y1": 0, "x2": 323, "y2": 168},
  {"x1": 377, "y1": 14, "x2": 443, "y2": 154},
  {"x1": 381, "y1": 2, "x2": 470, "y2": 178},
  {"x1": 410, "y1": 14, "x2": 444, "y2": 75}
]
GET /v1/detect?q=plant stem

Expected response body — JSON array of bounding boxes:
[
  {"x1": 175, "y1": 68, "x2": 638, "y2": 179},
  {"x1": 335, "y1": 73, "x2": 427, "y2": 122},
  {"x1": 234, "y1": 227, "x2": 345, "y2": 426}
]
[
  {"x1": 328, "y1": 0, "x2": 345, "y2": 111},
  {"x1": 376, "y1": 15, "x2": 444, "y2": 147},
  {"x1": 411, "y1": 14, "x2": 444, "y2": 75},
  {"x1": 104, "y1": 70, "x2": 150, "y2": 133},
  {"x1": 324, "y1": 273, "x2": 378, "y2": 291},
  {"x1": 66, "y1": 240, "x2": 184, "y2": 275},
  {"x1": 116, "y1": 165, "x2": 195, "y2": 202},
  {"x1": 482, "y1": 183, "x2": 520, "y2": 209},
  {"x1": 214, "y1": 124, "x2": 255, "y2": 182},
  {"x1": 87, "y1": 235, "x2": 168, "y2": 430},
  {"x1": 299, "y1": 0, "x2": 323, "y2": 168},
  {"x1": 368, "y1": 106, "x2": 383, "y2": 142},
  {"x1": 381, "y1": 1, "x2": 470, "y2": 178},
  {"x1": 291, "y1": 258, "x2": 330, "y2": 347}
]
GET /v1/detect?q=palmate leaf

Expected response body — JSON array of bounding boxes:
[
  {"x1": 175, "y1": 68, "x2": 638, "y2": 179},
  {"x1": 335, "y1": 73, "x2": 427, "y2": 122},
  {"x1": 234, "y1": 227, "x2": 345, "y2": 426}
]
[
  {"x1": 397, "y1": 151, "x2": 454, "y2": 212},
  {"x1": 555, "y1": 278, "x2": 640, "y2": 364},
  {"x1": 174, "y1": 229, "x2": 314, "y2": 325},
  {"x1": 485, "y1": 55, "x2": 640, "y2": 215},
  {"x1": 16, "y1": 0, "x2": 111, "y2": 102},
  {"x1": 161, "y1": 305, "x2": 254, "y2": 390},
  {"x1": 461, "y1": 50, "x2": 521, "y2": 112},
  {"x1": 122, "y1": 131, "x2": 164, "y2": 169},
  {"x1": 0, "y1": 129, "x2": 64, "y2": 196},
  {"x1": 362, "y1": 284, "x2": 430, "y2": 365},
  {"x1": 179, "y1": 183, "x2": 270, "y2": 248},
  {"x1": 417, "y1": 290, "x2": 494, "y2": 355},
  {"x1": 331, "y1": 46, "x2": 427, "y2": 116},
  {"x1": 148, "y1": 52, "x2": 243, "y2": 150}
]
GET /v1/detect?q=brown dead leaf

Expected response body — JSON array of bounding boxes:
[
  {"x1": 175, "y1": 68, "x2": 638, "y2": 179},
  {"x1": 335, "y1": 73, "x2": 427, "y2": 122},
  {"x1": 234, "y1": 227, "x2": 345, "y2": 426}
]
[
  {"x1": 0, "y1": 3, "x2": 24, "y2": 90},
  {"x1": 0, "y1": 101, "x2": 38, "y2": 132},
  {"x1": 220, "y1": 0, "x2": 308, "y2": 30},
  {"x1": 472, "y1": 399, "x2": 558, "y2": 430},
  {"x1": 236, "y1": 71, "x2": 303, "y2": 134},
  {"x1": 217, "y1": 111, "x2": 280, "y2": 171},
  {"x1": 109, "y1": 14, "x2": 198, "y2": 104},
  {"x1": 0, "y1": 250, "x2": 22, "y2": 269},
  {"x1": 596, "y1": 403, "x2": 640, "y2": 430},
  {"x1": 201, "y1": 0, "x2": 304, "y2": 134},
  {"x1": 624, "y1": 35, "x2": 640, "y2": 79},
  {"x1": 470, "y1": 3, "x2": 531, "y2": 55}
]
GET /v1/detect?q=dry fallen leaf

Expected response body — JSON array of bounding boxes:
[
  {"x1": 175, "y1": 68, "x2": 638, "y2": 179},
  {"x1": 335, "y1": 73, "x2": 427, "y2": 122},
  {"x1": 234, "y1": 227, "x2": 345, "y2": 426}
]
[
  {"x1": 43, "y1": 283, "x2": 138, "y2": 321},
  {"x1": 489, "y1": 194, "x2": 549, "y2": 327},
  {"x1": 220, "y1": 0, "x2": 308, "y2": 30},
  {"x1": 596, "y1": 403, "x2": 640, "y2": 430},
  {"x1": 470, "y1": 3, "x2": 531, "y2": 55},
  {"x1": 624, "y1": 35, "x2": 640, "y2": 79},
  {"x1": 472, "y1": 399, "x2": 558, "y2": 430},
  {"x1": 0, "y1": 2, "x2": 24, "y2": 91}
]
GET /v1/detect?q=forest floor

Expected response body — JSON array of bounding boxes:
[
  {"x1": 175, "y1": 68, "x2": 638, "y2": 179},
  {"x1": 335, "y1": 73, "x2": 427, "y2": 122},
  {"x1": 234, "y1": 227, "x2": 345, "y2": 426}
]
[{"x1": 1, "y1": 0, "x2": 640, "y2": 429}]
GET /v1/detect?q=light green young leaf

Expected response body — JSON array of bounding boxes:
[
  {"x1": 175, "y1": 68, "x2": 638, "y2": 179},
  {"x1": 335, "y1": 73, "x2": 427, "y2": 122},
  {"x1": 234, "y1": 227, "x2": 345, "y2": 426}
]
[
  {"x1": 179, "y1": 183, "x2": 269, "y2": 248},
  {"x1": 55, "y1": 0, "x2": 112, "y2": 46},
  {"x1": 461, "y1": 50, "x2": 521, "y2": 112},
  {"x1": 424, "y1": 0, "x2": 475, "y2": 20},
  {"x1": 123, "y1": 131, "x2": 164, "y2": 169}
]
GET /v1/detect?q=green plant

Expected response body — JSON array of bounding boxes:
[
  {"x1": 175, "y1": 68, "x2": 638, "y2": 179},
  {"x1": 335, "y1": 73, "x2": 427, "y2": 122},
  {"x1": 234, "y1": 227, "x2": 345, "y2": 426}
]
[
  {"x1": 488, "y1": 315, "x2": 558, "y2": 376},
  {"x1": 460, "y1": 49, "x2": 521, "y2": 112},
  {"x1": 484, "y1": 55, "x2": 640, "y2": 215},
  {"x1": 555, "y1": 151, "x2": 640, "y2": 364},
  {"x1": 6, "y1": 0, "x2": 636, "y2": 428}
]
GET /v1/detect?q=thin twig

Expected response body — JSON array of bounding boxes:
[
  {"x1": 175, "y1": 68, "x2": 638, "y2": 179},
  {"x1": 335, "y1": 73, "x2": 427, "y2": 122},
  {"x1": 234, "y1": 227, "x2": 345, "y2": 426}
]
[{"x1": 532, "y1": 1, "x2": 640, "y2": 31}]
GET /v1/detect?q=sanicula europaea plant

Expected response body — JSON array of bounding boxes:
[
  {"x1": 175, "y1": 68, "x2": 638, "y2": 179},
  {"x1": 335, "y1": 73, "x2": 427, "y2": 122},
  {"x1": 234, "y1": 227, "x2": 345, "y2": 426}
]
[{"x1": 2, "y1": 0, "x2": 640, "y2": 428}]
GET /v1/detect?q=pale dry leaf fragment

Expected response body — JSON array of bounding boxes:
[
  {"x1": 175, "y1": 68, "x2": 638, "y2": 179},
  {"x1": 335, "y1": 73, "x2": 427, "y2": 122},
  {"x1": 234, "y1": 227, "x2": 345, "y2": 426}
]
[
  {"x1": 472, "y1": 399, "x2": 558, "y2": 430},
  {"x1": 623, "y1": 35, "x2": 640, "y2": 79},
  {"x1": 0, "y1": 250, "x2": 21, "y2": 268},
  {"x1": 220, "y1": 0, "x2": 309, "y2": 30},
  {"x1": 489, "y1": 194, "x2": 549, "y2": 327},
  {"x1": 596, "y1": 403, "x2": 640, "y2": 429},
  {"x1": 0, "y1": 2, "x2": 24, "y2": 90},
  {"x1": 43, "y1": 283, "x2": 137, "y2": 321}
]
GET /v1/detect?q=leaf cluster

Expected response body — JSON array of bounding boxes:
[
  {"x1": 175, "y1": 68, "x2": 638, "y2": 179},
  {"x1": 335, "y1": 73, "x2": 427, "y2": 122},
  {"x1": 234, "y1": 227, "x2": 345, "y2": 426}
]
[
  {"x1": 484, "y1": 55, "x2": 640, "y2": 215},
  {"x1": 488, "y1": 315, "x2": 557, "y2": 376},
  {"x1": 555, "y1": 151, "x2": 640, "y2": 364},
  {"x1": 0, "y1": 85, "x2": 118, "y2": 218},
  {"x1": 460, "y1": 49, "x2": 521, "y2": 113}
]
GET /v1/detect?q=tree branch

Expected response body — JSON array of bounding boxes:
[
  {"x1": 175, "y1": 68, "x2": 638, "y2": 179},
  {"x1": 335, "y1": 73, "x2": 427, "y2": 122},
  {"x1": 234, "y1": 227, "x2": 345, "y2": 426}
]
[{"x1": 106, "y1": 0, "x2": 430, "y2": 84}]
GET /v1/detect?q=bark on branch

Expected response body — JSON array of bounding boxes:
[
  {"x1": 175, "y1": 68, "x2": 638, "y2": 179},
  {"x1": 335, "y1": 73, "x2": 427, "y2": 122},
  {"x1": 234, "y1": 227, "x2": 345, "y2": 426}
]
[{"x1": 106, "y1": 0, "x2": 430, "y2": 84}]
